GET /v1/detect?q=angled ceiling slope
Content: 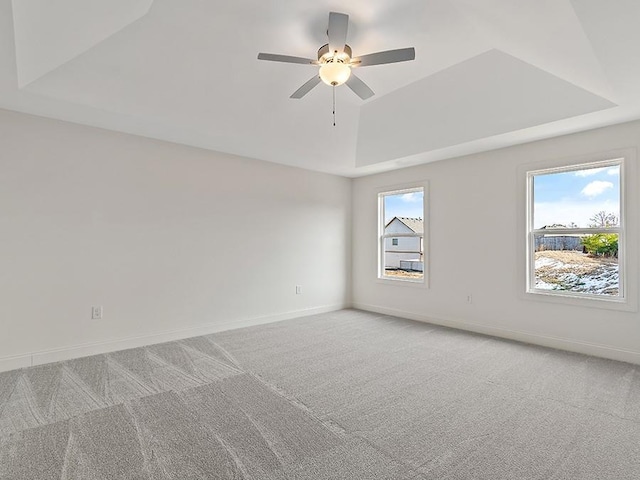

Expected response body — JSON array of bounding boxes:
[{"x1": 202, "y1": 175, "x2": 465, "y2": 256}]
[
  {"x1": 356, "y1": 50, "x2": 616, "y2": 167},
  {"x1": 1, "y1": 1, "x2": 639, "y2": 177},
  {"x1": 11, "y1": 0, "x2": 153, "y2": 87}
]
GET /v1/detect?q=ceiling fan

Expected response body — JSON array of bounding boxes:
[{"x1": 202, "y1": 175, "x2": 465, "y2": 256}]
[{"x1": 257, "y1": 12, "x2": 416, "y2": 100}]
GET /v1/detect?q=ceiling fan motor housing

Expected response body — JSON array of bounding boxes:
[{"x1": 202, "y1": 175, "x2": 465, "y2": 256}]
[{"x1": 318, "y1": 43, "x2": 352, "y2": 63}]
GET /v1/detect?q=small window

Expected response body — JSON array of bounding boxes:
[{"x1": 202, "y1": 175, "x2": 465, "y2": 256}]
[
  {"x1": 378, "y1": 186, "x2": 426, "y2": 284},
  {"x1": 527, "y1": 159, "x2": 624, "y2": 300}
]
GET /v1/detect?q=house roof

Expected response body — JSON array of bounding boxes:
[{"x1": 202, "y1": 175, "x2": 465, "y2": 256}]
[{"x1": 387, "y1": 217, "x2": 424, "y2": 234}]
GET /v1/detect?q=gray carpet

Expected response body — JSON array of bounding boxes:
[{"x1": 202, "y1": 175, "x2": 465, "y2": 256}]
[{"x1": 1, "y1": 309, "x2": 639, "y2": 479}]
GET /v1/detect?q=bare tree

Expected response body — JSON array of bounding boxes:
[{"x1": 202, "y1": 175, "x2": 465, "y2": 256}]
[{"x1": 588, "y1": 211, "x2": 619, "y2": 227}]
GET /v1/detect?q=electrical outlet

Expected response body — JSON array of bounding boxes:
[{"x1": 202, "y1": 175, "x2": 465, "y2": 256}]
[
  {"x1": 91, "y1": 305, "x2": 103, "y2": 320},
  {"x1": 466, "y1": 294, "x2": 473, "y2": 304},
  {"x1": 295, "y1": 285, "x2": 302, "y2": 295}
]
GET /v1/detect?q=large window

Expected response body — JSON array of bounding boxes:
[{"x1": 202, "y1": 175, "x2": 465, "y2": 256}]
[
  {"x1": 527, "y1": 158, "x2": 624, "y2": 300},
  {"x1": 378, "y1": 186, "x2": 427, "y2": 284}
]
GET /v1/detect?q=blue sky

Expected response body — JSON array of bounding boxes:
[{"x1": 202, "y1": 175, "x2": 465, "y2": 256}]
[
  {"x1": 534, "y1": 165, "x2": 620, "y2": 228},
  {"x1": 384, "y1": 191, "x2": 424, "y2": 223}
]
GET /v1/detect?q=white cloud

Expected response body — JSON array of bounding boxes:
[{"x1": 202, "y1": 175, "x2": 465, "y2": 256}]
[
  {"x1": 581, "y1": 180, "x2": 613, "y2": 198},
  {"x1": 401, "y1": 192, "x2": 421, "y2": 203},
  {"x1": 574, "y1": 167, "x2": 606, "y2": 177},
  {"x1": 607, "y1": 167, "x2": 620, "y2": 176}
]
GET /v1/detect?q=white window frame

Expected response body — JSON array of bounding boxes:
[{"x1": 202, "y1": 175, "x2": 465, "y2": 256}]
[
  {"x1": 377, "y1": 183, "x2": 429, "y2": 287},
  {"x1": 520, "y1": 149, "x2": 638, "y2": 311}
]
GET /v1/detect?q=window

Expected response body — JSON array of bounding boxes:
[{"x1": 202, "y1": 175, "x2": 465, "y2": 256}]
[
  {"x1": 378, "y1": 186, "x2": 426, "y2": 284},
  {"x1": 527, "y1": 158, "x2": 624, "y2": 301}
]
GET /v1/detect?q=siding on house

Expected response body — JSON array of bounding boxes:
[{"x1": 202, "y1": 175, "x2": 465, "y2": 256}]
[{"x1": 384, "y1": 217, "x2": 423, "y2": 269}]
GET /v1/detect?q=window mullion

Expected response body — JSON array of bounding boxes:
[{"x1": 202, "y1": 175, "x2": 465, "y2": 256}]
[{"x1": 532, "y1": 228, "x2": 621, "y2": 235}]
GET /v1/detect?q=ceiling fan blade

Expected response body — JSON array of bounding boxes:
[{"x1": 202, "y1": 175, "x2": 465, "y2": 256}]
[
  {"x1": 346, "y1": 74, "x2": 374, "y2": 100},
  {"x1": 327, "y1": 12, "x2": 349, "y2": 54},
  {"x1": 258, "y1": 53, "x2": 317, "y2": 65},
  {"x1": 352, "y1": 47, "x2": 415, "y2": 67},
  {"x1": 290, "y1": 75, "x2": 322, "y2": 99}
]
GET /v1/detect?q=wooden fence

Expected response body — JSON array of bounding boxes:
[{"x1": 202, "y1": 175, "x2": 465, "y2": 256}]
[{"x1": 534, "y1": 235, "x2": 582, "y2": 252}]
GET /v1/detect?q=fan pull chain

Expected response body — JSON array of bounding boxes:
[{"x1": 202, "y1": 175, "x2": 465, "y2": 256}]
[{"x1": 332, "y1": 84, "x2": 336, "y2": 127}]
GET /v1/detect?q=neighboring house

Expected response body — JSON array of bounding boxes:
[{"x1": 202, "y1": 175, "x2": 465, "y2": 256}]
[{"x1": 384, "y1": 217, "x2": 424, "y2": 269}]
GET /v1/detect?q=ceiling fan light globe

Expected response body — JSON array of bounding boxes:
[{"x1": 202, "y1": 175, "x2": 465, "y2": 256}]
[{"x1": 319, "y1": 62, "x2": 351, "y2": 86}]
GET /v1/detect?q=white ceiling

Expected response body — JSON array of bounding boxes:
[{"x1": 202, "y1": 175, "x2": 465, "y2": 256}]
[{"x1": 1, "y1": 0, "x2": 639, "y2": 177}]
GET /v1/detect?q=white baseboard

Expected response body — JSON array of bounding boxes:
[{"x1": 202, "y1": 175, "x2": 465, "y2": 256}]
[
  {"x1": 352, "y1": 302, "x2": 640, "y2": 365},
  {"x1": 0, "y1": 304, "x2": 347, "y2": 373},
  {"x1": 6, "y1": 302, "x2": 636, "y2": 373}
]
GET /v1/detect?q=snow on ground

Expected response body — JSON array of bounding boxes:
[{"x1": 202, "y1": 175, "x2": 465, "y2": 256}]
[
  {"x1": 535, "y1": 279, "x2": 558, "y2": 291},
  {"x1": 534, "y1": 256, "x2": 563, "y2": 269},
  {"x1": 534, "y1": 251, "x2": 618, "y2": 296}
]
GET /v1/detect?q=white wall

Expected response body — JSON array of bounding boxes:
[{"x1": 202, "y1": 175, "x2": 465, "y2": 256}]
[
  {"x1": 0, "y1": 109, "x2": 351, "y2": 370},
  {"x1": 3, "y1": 107, "x2": 640, "y2": 371},
  {"x1": 353, "y1": 120, "x2": 640, "y2": 364}
]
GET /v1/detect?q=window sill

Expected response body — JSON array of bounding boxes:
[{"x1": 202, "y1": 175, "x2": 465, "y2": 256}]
[
  {"x1": 523, "y1": 288, "x2": 637, "y2": 312},
  {"x1": 376, "y1": 277, "x2": 428, "y2": 288}
]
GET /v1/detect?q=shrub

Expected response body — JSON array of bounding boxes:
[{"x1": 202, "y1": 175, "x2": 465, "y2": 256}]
[{"x1": 581, "y1": 234, "x2": 618, "y2": 257}]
